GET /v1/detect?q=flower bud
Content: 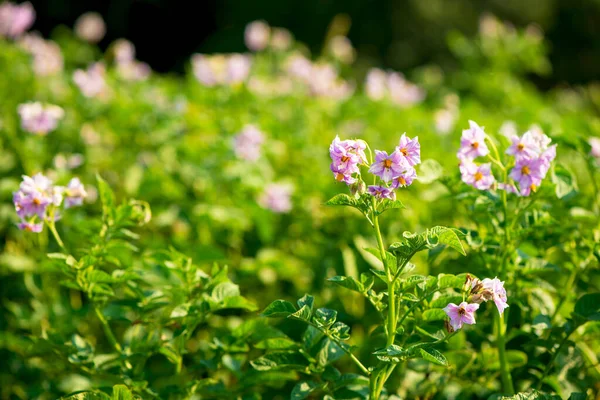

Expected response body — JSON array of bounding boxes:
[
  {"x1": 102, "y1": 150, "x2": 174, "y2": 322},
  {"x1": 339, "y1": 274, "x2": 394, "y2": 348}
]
[{"x1": 350, "y1": 180, "x2": 366, "y2": 197}]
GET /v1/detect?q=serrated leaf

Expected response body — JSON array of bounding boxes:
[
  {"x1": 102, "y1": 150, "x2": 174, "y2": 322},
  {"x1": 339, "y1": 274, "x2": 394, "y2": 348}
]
[
  {"x1": 261, "y1": 300, "x2": 296, "y2": 318},
  {"x1": 291, "y1": 380, "x2": 321, "y2": 400},
  {"x1": 416, "y1": 347, "x2": 447, "y2": 366}
]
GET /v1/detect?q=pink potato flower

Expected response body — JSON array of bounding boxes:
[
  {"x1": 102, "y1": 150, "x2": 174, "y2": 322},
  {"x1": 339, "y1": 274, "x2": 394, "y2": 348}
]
[
  {"x1": 17, "y1": 102, "x2": 64, "y2": 135},
  {"x1": 259, "y1": 183, "x2": 293, "y2": 213},
  {"x1": 367, "y1": 185, "x2": 396, "y2": 200},
  {"x1": 244, "y1": 20, "x2": 270, "y2": 51},
  {"x1": 396, "y1": 134, "x2": 421, "y2": 166},
  {"x1": 233, "y1": 125, "x2": 265, "y2": 162},
  {"x1": 0, "y1": 1, "x2": 35, "y2": 38},
  {"x1": 443, "y1": 302, "x2": 480, "y2": 331},
  {"x1": 457, "y1": 120, "x2": 489, "y2": 160},
  {"x1": 590, "y1": 137, "x2": 600, "y2": 159},
  {"x1": 481, "y1": 277, "x2": 509, "y2": 315},
  {"x1": 369, "y1": 150, "x2": 408, "y2": 183},
  {"x1": 460, "y1": 161, "x2": 495, "y2": 190}
]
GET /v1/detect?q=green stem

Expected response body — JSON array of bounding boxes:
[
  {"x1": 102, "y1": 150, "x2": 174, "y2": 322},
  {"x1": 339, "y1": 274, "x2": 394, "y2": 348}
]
[
  {"x1": 94, "y1": 305, "x2": 122, "y2": 353},
  {"x1": 46, "y1": 218, "x2": 66, "y2": 251},
  {"x1": 496, "y1": 312, "x2": 514, "y2": 394}
]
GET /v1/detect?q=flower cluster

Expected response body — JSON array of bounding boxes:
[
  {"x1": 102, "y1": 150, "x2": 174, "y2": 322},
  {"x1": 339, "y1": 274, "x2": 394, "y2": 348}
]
[
  {"x1": 443, "y1": 275, "x2": 508, "y2": 331},
  {"x1": 457, "y1": 120, "x2": 557, "y2": 196},
  {"x1": 232, "y1": 125, "x2": 265, "y2": 162},
  {"x1": 13, "y1": 174, "x2": 87, "y2": 232},
  {"x1": 329, "y1": 134, "x2": 420, "y2": 200},
  {"x1": 18, "y1": 33, "x2": 64, "y2": 76},
  {"x1": 365, "y1": 68, "x2": 426, "y2": 107},
  {"x1": 18, "y1": 102, "x2": 64, "y2": 135},
  {"x1": 244, "y1": 20, "x2": 293, "y2": 52},
  {"x1": 73, "y1": 63, "x2": 107, "y2": 98},
  {"x1": 259, "y1": 183, "x2": 293, "y2": 213},
  {"x1": 0, "y1": 1, "x2": 34, "y2": 39},
  {"x1": 191, "y1": 54, "x2": 252, "y2": 87},
  {"x1": 286, "y1": 56, "x2": 354, "y2": 100}
]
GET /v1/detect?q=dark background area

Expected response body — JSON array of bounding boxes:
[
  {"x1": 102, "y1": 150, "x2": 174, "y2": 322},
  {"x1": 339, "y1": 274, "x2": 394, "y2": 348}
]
[{"x1": 27, "y1": 0, "x2": 600, "y2": 88}]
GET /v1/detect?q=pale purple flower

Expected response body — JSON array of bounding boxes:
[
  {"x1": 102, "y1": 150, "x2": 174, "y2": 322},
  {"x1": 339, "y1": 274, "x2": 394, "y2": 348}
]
[
  {"x1": 233, "y1": 125, "x2": 265, "y2": 162},
  {"x1": 457, "y1": 120, "x2": 489, "y2": 160},
  {"x1": 74, "y1": 12, "x2": 106, "y2": 43},
  {"x1": 369, "y1": 150, "x2": 407, "y2": 182},
  {"x1": 590, "y1": 137, "x2": 600, "y2": 159},
  {"x1": 329, "y1": 136, "x2": 367, "y2": 184},
  {"x1": 528, "y1": 125, "x2": 552, "y2": 151},
  {"x1": 113, "y1": 39, "x2": 135, "y2": 64},
  {"x1": 390, "y1": 166, "x2": 417, "y2": 188},
  {"x1": 434, "y1": 109, "x2": 456, "y2": 135},
  {"x1": 443, "y1": 302, "x2": 480, "y2": 331},
  {"x1": 13, "y1": 173, "x2": 54, "y2": 219},
  {"x1": 19, "y1": 34, "x2": 63, "y2": 76},
  {"x1": 18, "y1": 102, "x2": 64, "y2": 135},
  {"x1": 286, "y1": 54, "x2": 313, "y2": 81},
  {"x1": 396, "y1": 134, "x2": 421, "y2": 166},
  {"x1": 506, "y1": 131, "x2": 539, "y2": 160},
  {"x1": 64, "y1": 178, "x2": 87, "y2": 208},
  {"x1": 117, "y1": 60, "x2": 151, "y2": 81},
  {"x1": 0, "y1": 1, "x2": 35, "y2": 38},
  {"x1": 387, "y1": 72, "x2": 425, "y2": 107},
  {"x1": 509, "y1": 157, "x2": 545, "y2": 196},
  {"x1": 259, "y1": 183, "x2": 293, "y2": 213},
  {"x1": 226, "y1": 54, "x2": 252, "y2": 84},
  {"x1": 499, "y1": 121, "x2": 518, "y2": 139},
  {"x1": 73, "y1": 63, "x2": 106, "y2": 98},
  {"x1": 481, "y1": 277, "x2": 509, "y2": 315},
  {"x1": 368, "y1": 185, "x2": 396, "y2": 200},
  {"x1": 540, "y1": 144, "x2": 556, "y2": 175},
  {"x1": 18, "y1": 220, "x2": 43, "y2": 232},
  {"x1": 460, "y1": 161, "x2": 495, "y2": 190},
  {"x1": 365, "y1": 68, "x2": 387, "y2": 101},
  {"x1": 192, "y1": 54, "x2": 252, "y2": 87},
  {"x1": 245, "y1": 20, "x2": 270, "y2": 51}
]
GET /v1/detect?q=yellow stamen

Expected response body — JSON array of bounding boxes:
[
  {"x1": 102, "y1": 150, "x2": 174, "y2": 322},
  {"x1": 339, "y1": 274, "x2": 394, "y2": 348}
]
[
  {"x1": 521, "y1": 166, "x2": 530, "y2": 175},
  {"x1": 474, "y1": 172, "x2": 483, "y2": 181},
  {"x1": 341, "y1": 155, "x2": 350, "y2": 162},
  {"x1": 517, "y1": 143, "x2": 525, "y2": 151},
  {"x1": 471, "y1": 142, "x2": 479, "y2": 149},
  {"x1": 335, "y1": 173, "x2": 345, "y2": 182},
  {"x1": 383, "y1": 159, "x2": 393, "y2": 169},
  {"x1": 400, "y1": 148, "x2": 408, "y2": 156},
  {"x1": 398, "y1": 177, "x2": 406, "y2": 185},
  {"x1": 530, "y1": 183, "x2": 537, "y2": 192}
]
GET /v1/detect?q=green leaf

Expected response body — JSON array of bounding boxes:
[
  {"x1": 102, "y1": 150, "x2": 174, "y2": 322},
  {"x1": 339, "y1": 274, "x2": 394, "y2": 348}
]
[
  {"x1": 574, "y1": 293, "x2": 600, "y2": 321},
  {"x1": 388, "y1": 226, "x2": 466, "y2": 265},
  {"x1": 289, "y1": 305, "x2": 312, "y2": 322},
  {"x1": 376, "y1": 199, "x2": 405, "y2": 215},
  {"x1": 373, "y1": 344, "x2": 406, "y2": 363},
  {"x1": 493, "y1": 390, "x2": 561, "y2": 400},
  {"x1": 314, "y1": 308, "x2": 337, "y2": 328},
  {"x1": 112, "y1": 385, "x2": 133, "y2": 400},
  {"x1": 261, "y1": 300, "x2": 297, "y2": 318},
  {"x1": 297, "y1": 294, "x2": 314, "y2": 313},
  {"x1": 325, "y1": 193, "x2": 357, "y2": 207},
  {"x1": 416, "y1": 347, "x2": 447, "y2": 366},
  {"x1": 212, "y1": 282, "x2": 240, "y2": 302},
  {"x1": 250, "y1": 352, "x2": 309, "y2": 371},
  {"x1": 97, "y1": 174, "x2": 116, "y2": 218},
  {"x1": 328, "y1": 276, "x2": 364, "y2": 293},
  {"x1": 568, "y1": 393, "x2": 588, "y2": 400},
  {"x1": 330, "y1": 322, "x2": 351, "y2": 340},
  {"x1": 437, "y1": 273, "x2": 467, "y2": 289},
  {"x1": 291, "y1": 381, "x2": 321, "y2": 400},
  {"x1": 552, "y1": 165, "x2": 577, "y2": 199}
]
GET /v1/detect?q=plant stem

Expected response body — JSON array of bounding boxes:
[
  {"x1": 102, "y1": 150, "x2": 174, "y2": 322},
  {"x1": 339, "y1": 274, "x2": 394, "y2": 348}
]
[
  {"x1": 496, "y1": 311, "x2": 514, "y2": 394},
  {"x1": 46, "y1": 218, "x2": 66, "y2": 251},
  {"x1": 94, "y1": 305, "x2": 122, "y2": 353}
]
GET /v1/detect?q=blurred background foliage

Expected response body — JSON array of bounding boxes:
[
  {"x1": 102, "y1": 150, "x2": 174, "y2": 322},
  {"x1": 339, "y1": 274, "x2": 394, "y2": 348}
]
[{"x1": 28, "y1": 0, "x2": 600, "y2": 87}]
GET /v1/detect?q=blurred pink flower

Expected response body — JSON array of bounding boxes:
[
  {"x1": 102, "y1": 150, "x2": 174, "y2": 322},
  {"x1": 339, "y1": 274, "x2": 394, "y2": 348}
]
[
  {"x1": 259, "y1": 183, "x2": 293, "y2": 213},
  {"x1": 73, "y1": 63, "x2": 106, "y2": 98},
  {"x1": 245, "y1": 20, "x2": 270, "y2": 51},
  {"x1": 0, "y1": 1, "x2": 35, "y2": 38},
  {"x1": 18, "y1": 102, "x2": 64, "y2": 135}
]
